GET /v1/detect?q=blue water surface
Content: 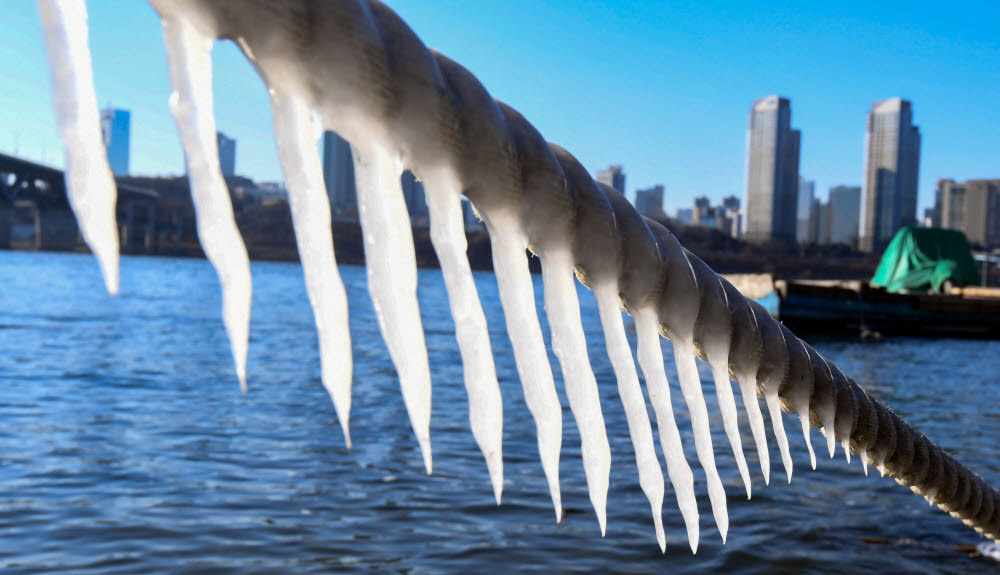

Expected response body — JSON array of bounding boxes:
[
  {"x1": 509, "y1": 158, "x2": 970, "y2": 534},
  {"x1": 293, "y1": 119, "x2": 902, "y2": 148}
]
[{"x1": 0, "y1": 251, "x2": 997, "y2": 574}]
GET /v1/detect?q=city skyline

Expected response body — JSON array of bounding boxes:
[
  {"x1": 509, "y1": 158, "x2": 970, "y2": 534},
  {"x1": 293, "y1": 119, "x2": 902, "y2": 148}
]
[{"x1": 1, "y1": 2, "x2": 998, "y2": 217}]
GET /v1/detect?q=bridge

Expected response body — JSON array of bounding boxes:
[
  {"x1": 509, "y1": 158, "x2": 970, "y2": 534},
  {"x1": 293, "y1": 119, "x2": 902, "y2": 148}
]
[{"x1": 0, "y1": 152, "x2": 160, "y2": 253}]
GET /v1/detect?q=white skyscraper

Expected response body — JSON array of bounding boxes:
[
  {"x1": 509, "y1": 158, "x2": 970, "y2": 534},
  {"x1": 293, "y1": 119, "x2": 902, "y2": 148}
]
[
  {"x1": 859, "y1": 98, "x2": 921, "y2": 252},
  {"x1": 744, "y1": 96, "x2": 801, "y2": 244}
]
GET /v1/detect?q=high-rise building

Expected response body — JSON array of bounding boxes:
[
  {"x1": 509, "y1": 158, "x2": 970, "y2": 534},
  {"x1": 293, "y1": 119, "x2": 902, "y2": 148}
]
[
  {"x1": 322, "y1": 130, "x2": 357, "y2": 215},
  {"x1": 937, "y1": 178, "x2": 1000, "y2": 248},
  {"x1": 100, "y1": 107, "x2": 130, "y2": 176},
  {"x1": 401, "y1": 170, "x2": 429, "y2": 223},
  {"x1": 216, "y1": 132, "x2": 236, "y2": 177},
  {"x1": 796, "y1": 177, "x2": 815, "y2": 243},
  {"x1": 675, "y1": 208, "x2": 694, "y2": 225},
  {"x1": 828, "y1": 185, "x2": 862, "y2": 247},
  {"x1": 596, "y1": 165, "x2": 626, "y2": 197},
  {"x1": 744, "y1": 96, "x2": 801, "y2": 244},
  {"x1": 634, "y1": 185, "x2": 665, "y2": 218},
  {"x1": 859, "y1": 98, "x2": 921, "y2": 252}
]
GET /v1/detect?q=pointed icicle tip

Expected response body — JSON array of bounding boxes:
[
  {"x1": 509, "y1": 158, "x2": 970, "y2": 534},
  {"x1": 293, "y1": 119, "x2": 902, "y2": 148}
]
[
  {"x1": 843, "y1": 441, "x2": 852, "y2": 464},
  {"x1": 341, "y1": 424, "x2": 353, "y2": 451},
  {"x1": 861, "y1": 451, "x2": 869, "y2": 476}
]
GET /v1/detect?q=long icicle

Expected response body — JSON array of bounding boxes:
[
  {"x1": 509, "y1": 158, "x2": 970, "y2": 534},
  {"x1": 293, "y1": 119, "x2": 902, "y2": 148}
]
[
  {"x1": 672, "y1": 336, "x2": 729, "y2": 542},
  {"x1": 634, "y1": 309, "x2": 700, "y2": 552},
  {"x1": 734, "y1": 371, "x2": 770, "y2": 484},
  {"x1": 764, "y1": 387, "x2": 793, "y2": 483},
  {"x1": 269, "y1": 90, "x2": 353, "y2": 447},
  {"x1": 540, "y1": 250, "x2": 611, "y2": 535},
  {"x1": 487, "y1": 220, "x2": 563, "y2": 522},
  {"x1": 707, "y1": 354, "x2": 751, "y2": 498},
  {"x1": 37, "y1": 0, "x2": 119, "y2": 295},
  {"x1": 160, "y1": 14, "x2": 252, "y2": 391},
  {"x1": 593, "y1": 284, "x2": 665, "y2": 551},
  {"x1": 352, "y1": 145, "x2": 432, "y2": 473},
  {"x1": 423, "y1": 171, "x2": 504, "y2": 502}
]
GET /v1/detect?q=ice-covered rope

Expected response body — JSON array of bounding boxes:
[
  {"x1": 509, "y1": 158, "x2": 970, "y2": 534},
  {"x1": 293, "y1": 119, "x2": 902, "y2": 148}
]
[{"x1": 43, "y1": 0, "x2": 1000, "y2": 548}]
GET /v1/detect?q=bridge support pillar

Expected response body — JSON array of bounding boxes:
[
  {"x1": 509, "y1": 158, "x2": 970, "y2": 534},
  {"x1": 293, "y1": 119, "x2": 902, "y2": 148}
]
[
  {"x1": 38, "y1": 208, "x2": 79, "y2": 252},
  {"x1": 0, "y1": 204, "x2": 11, "y2": 249}
]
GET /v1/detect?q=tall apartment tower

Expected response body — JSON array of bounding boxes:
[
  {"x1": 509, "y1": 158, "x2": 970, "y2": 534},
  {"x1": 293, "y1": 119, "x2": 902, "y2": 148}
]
[
  {"x1": 322, "y1": 130, "x2": 357, "y2": 215},
  {"x1": 596, "y1": 165, "x2": 626, "y2": 197},
  {"x1": 744, "y1": 96, "x2": 801, "y2": 244},
  {"x1": 100, "y1": 107, "x2": 130, "y2": 176},
  {"x1": 859, "y1": 98, "x2": 921, "y2": 252},
  {"x1": 216, "y1": 131, "x2": 236, "y2": 177}
]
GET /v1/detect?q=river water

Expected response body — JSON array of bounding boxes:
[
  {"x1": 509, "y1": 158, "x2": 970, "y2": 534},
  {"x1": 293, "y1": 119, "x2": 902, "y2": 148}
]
[{"x1": 0, "y1": 251, "x2": 997, "y2": 574}]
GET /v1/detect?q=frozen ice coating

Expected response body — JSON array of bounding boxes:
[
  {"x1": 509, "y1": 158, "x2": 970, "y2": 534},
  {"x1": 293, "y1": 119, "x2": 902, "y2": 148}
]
[
  {"x1": 594, "y1": 284, "x2": 666, "y2": 551},
  {"x1": 157, "y1": 10, "x2": 252, "y2": 392},
  {"x1": 38, "y1": 0, "x2": 1000, "y2": 552},
  {"x1": 352, "y1": 146, "x2": 433, "y2": 474},
  {"x1": 423, "y1": 171, "x2": 504, "y2": 502},
  {"x1": 488, "y1": 221, "x2": 564, "y2": 520},
  {"x1": 37, "y1": 0, "x2": 120, "y2": 295},
  {"x1": 269, "y1": 89, "x2": 354, "y2": 447},
  {"x1": 635, "y1": 309, "x2": 700, "y2": 553}
]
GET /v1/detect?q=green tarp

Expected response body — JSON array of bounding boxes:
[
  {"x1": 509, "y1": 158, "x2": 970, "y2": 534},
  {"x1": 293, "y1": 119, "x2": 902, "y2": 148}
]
[{"x1": 871, "y1": 227, "x2": 980, "y2": 293}]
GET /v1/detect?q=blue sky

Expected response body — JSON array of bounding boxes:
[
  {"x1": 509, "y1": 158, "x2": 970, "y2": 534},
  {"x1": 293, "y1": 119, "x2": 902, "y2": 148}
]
[{"x1": 0, "y1": 1, "x2": 997, "y2": 214}]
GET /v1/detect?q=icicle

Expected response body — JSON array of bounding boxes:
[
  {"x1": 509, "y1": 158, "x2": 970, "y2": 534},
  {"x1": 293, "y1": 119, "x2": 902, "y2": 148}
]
[
  {"x1": 861, "y1": 449, "x2": 869, "y2": 476},
  {"x1": 672, "y1": 338, "x2": 728, "y2": 542},
  {"x1": 843, "y1": 441, "x2": 852, "y2": 464},
  {"x1": 269, "y1": 90, "x2": 353, "y2": 447},
  {"x1": 593, "y1": 284, "x2": 665, "y2": 551},
  {"x1": 352, "y1": 145, "x2": 432, "y2": 473},
  {"x1": 708, "y1": 357, "x2": 751, "y2": 499},
  {"x1": 423, "y1": 171, "x2": 503, "y2": 503},
  {"x1": 37, "y1": 0, "x2": 119, "y2": 294},
  {"x1": 793, "y1": 395, "x2": 816, "y2": 471},
  {"x1": 635, "y1": 310, "x2": 699, "y2": 552},
  {"x1": 160, "y1": 15, "x2": 252, "y2": 391},
  {"x1": 800, "y1": 417, "x2": 816, "y2": 470},
  {"x1": 540, "y1": 250, "x2": 610, "y2": 535},
  {"x1": 736, "y1": 373, "x2": 771, "y2": 484},
  {"x1": 763, "y1": 389, "x2": 793, "y2": 483},
  {"x1": 486, "y1": 220, "x2": 563, "y2": 520}
]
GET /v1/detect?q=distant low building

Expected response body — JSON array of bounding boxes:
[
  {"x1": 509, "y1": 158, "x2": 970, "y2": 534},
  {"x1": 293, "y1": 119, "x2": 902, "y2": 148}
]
[
  {"x1": 797, "y1": 177, "x2": 815, "y2": 244},
  {"x1": 217, "y1": 131, "x2": 236, "y2": 177},
  {"x1": 634, "y1": 185, "x2": 665, "y2": 219},
  {"x1": 828, "y1": 185, "x2": 861, "y2": 247},
  {"x1": 596, "y1": 165, "x2": 626, "y2": 197},
  {"x1": 322, "y1": 130, "x2": 357, "y2": 216},
  {"x1": 401, "y1": 170, "x2": 429, "y2": 224},
  {"x1": 675, "y1": 208, "x2": 693, "y2": 225},
  {"x1": 937, "y1": 178, "x2": 1000, "y2": 248}
]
